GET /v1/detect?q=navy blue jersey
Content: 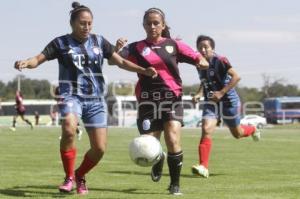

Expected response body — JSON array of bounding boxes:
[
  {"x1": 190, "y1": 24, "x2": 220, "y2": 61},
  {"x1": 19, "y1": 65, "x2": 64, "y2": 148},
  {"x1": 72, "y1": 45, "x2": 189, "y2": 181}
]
[
  {"x1": 42, "y1": 34, "x2": 114, "y2": 97},
  {"x1": 197, "y1": 54, "x2": 239, "y2": 105}
]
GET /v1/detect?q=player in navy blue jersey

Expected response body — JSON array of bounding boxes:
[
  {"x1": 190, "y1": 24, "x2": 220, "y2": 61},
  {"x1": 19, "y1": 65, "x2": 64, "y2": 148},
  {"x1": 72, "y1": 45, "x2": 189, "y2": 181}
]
[
  {"x1": 191, "y1": 35, "x2": 261, "y2": 178},
  {"x1": 14, "y1": 2, "x2": 157, "y2": 196},
  {"x1": 113, "y1": 8, "x2": 209, "y2": 195}
]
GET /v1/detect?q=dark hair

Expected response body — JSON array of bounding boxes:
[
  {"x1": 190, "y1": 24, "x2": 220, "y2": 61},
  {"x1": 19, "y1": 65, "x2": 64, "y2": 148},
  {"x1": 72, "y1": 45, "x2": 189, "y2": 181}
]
[
  {"x1": 196, "y1": 35, "x2": 215, "y2": 49},
  {"x1": 143, "y1": 8, "x2": 171, "y2": 38},
  {"x1": 70, "y1": 1, "x2": 93, "y2": 23}
]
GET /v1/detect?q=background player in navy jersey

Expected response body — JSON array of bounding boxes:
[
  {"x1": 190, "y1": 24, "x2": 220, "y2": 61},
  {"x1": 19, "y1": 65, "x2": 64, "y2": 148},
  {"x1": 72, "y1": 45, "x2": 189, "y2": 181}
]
[
  {"x1": 10, "y1": 90, "x2": 33, "y2": 131},
  {"x1": 14, "y1": 2, "x2": 157, "y2": 195},
  {"x1": 191, "y1": 35, "x2": 261, "y2": 178},
  {"x1": 113, "y1": 8, "x2": 209, "y2": 195}
]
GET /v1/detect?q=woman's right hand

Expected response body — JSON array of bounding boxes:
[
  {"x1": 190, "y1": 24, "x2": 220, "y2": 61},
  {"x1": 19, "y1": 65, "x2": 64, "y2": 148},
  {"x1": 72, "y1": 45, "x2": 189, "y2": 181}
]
[{"x1": 14, "y1": 60, "x2": 28, "y2": 71}]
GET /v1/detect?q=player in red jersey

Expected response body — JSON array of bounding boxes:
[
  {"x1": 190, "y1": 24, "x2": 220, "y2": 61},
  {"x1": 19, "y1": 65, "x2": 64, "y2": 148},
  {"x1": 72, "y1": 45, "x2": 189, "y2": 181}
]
[
  {"x1": 10, "y1": 90, "x2": 33, "y2": 131},
  {"x1": 114, "y1": 8, "x2": 209, "y2": 195}
]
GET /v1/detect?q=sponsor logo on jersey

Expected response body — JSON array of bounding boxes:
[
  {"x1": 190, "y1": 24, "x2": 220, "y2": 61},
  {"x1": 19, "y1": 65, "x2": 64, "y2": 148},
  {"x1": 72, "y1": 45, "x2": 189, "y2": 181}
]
[{"x1": 165, "y1": 46, "x2": 174, "y2": 54}]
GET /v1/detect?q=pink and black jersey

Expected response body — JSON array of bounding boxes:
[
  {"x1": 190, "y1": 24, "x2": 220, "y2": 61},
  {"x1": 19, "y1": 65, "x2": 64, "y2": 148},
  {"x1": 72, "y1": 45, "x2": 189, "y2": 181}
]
[
  {"x1": 15, "y1": 92, "x2": 25, "y2": 113},
  {"x1": 122, "y1": 38, "x2": 201, "y2": 101}
]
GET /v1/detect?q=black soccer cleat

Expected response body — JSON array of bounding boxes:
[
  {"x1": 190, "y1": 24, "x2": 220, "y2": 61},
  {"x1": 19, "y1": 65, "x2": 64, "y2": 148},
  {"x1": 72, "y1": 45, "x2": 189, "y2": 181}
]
[
  {"x1": 168, "y1": 184, "x2": 182, "y2": 196},
  {"x1": 151, "y1": 152, "x2": 165, "y2": 182}
]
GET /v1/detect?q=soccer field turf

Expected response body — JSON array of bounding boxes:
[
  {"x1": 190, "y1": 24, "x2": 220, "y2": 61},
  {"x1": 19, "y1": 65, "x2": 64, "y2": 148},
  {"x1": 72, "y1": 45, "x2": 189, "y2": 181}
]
[{"x1": 0, "y1": 126, "x2": 299, "y2": 199}]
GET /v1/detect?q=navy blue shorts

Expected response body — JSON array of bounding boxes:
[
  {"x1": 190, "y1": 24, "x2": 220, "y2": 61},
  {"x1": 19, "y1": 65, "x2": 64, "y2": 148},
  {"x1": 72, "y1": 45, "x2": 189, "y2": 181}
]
[{"x1": 202, "y1": 101, "x2": 241, "y2": 127}]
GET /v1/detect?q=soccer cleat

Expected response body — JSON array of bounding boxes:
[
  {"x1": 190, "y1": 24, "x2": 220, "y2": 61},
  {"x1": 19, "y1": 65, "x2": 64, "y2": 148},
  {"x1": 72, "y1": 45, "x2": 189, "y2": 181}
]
[
  {"x1": 151, "y1": 152, "x2": 165, "y2": 182},
  {"x1": 58, "y1": 177, "x2": 73, "y2": 193},
  {"x1": 191, "y1": 164, "x2": 209, "y2": 178},
  {"x1": 75, "y1": 173, "x2": 88, "y2": 195},
  {"x1": 252, "y1": 128, "x2": 261, "y2": 142},
  {"x1": 9, "y1": 127, "x2": 16, "y2": 132},
  {"x1": 168, "y1": 184, "x2": 182, "y2": 196},
  {"x1": 76, "y1": 129, "x2": 83, "y2": 140}
]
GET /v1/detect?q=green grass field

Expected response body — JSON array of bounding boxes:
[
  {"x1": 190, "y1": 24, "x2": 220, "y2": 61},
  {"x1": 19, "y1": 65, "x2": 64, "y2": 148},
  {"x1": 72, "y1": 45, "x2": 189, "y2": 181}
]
[{"x1": 0, "y1": 126, "x2": 299, "y2": 199}]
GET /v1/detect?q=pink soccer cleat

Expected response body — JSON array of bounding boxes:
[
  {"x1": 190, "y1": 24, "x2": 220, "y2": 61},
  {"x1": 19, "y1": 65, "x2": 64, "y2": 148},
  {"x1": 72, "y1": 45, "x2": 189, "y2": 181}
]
[
  {"x1": 58, "y1": 177, "x2": 73, "y2": 193},
  {"x1": 75, "y1": 174, "x2": 88, "y2": 195}
]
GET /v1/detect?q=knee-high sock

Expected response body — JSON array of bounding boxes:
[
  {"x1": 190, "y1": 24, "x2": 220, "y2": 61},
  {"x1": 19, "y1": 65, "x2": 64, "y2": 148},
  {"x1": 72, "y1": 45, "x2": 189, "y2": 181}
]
[
  {"x1": 241, "y1": 125, "x2": 256, "y2": 137},
  {"x1": 76, "y1": 153, "x2": 97, "y2": 179},
  {"x1": 198, "y1": 137, "x2": 212, "y2": 168},
  {"x1": 25, "y1": 119, "x2": 32, "y2": 126},
  {"x1": 60, "y1": 148, "x2": 76, "y2": 179},
  {"x1": 167, "y1": 151, "x2": 183, "y2": 186},
  {"x1": 12, "y1": 119, "x2": 16, "y2": 127}
]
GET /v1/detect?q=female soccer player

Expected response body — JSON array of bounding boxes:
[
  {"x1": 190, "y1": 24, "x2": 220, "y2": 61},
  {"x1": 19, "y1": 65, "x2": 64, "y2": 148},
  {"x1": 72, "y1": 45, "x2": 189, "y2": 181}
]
[
  {"x1": 114, "y1": 8, "x2": 209, "y2": 195},
  {"x1": 10, "y1": 90, "x2": 33, "y2": 131},
  {"x1": 14, "y1": 2, "x2": 157, "y2": 195},
  {"x1": 191, "y1": 35, "x2": 261, "y2": 178}
]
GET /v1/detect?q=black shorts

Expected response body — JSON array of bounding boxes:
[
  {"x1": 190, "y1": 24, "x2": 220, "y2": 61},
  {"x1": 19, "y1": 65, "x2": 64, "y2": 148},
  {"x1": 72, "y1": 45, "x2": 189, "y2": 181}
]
[{"x1": 137, "y1": 97, "x2": 183, "y2": 134}]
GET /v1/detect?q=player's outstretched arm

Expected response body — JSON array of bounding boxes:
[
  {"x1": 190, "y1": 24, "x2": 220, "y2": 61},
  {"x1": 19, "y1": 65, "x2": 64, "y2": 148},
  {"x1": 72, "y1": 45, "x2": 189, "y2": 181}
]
[
  {"x1": 108, "y1": 38, "x2": 128, "y2": 66},
  {"x1": 14, "y1": 54, "x2": 47, "y2": 71},
  {"x1": 109, "y1": 52, "x2": 158, "y2": 78},
  {"x1": 196, "y1": 56, "x2": 209, "y2": 70}
]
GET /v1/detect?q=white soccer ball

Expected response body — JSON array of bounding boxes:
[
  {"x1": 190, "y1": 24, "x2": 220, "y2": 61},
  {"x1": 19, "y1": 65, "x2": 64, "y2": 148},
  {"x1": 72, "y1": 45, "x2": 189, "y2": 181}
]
[{"x1": 129, "y1": 134, "x2": 163, "y2": 167}]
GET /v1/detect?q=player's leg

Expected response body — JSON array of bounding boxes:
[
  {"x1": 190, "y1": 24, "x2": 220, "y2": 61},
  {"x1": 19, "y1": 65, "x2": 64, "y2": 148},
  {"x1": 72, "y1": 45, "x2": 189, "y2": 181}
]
[
  {"x1": 75, "y1": 127, "x2": 107, "y2": 195},
  {"x1": 163, "y1": 120, "x2": 183, "y2": 195},
  {"x1": 59, "y1": 113, "x2": 78, "y2": 192},
  {"x1": 136, "y1": 102, "x2": 166, "y2": 183},
  {"x1": 74, "y1": 98, "x2": 107, "y2": 195},
  {"x1": 20, "y1": 114, "x2": 33, "y2": 129},
  {"x1": 10, "y1": 115, "x2": 17, "y2": 131},
  {"x1": 192, "y1": 102, "x2": 218, "y2": 178},
  {"x1": 222, "y1": 104, "x2": 259, "y2": 141},
  {"x1": 58, "y1": 97, "x2": 81, "y2": 193},
  {"x1": 149, "y1": 130, "x2": 165, "y2": 182}
]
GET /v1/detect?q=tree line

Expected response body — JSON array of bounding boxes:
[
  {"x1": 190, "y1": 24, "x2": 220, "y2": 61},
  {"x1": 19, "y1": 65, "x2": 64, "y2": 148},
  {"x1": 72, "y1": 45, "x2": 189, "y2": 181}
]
[{"x1": 0, "y1": 75, "x2": 299, "y2": 102}]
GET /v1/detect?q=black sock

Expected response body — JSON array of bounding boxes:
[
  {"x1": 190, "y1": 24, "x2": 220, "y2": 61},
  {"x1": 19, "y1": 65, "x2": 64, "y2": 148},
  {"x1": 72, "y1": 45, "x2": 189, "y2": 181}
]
[
  {"x1": 167, "y1": 151, "x2": 183, "y2": 186},
  {"x1": 25, "y1": 119, "x2": 32, "y2": 126},
  {"x1": 12, "y1": 119, "x2": 16, "y2": 127}
]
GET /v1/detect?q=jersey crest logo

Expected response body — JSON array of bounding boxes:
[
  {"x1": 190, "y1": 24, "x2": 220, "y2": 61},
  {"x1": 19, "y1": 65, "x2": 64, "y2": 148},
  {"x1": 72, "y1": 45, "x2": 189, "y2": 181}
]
[
  {"x1": 142, "y1": 119, "x2": 151, "y2": 130},
  {"x1": 93, "y1": 47, "x2": 102, "y2": 55},
  {"x1": 165, "y1": 46, "x2": 174, "y2": 54},
  {"x1": 209, "y1": 69, "x2": 215, "y2": 77},
  {"x1": 141, "y1": 47, "x2": 151, "y2": 57}
]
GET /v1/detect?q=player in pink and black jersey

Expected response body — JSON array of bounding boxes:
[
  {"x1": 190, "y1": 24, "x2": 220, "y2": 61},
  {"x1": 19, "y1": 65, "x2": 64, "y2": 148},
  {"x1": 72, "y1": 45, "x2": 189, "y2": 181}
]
[
  {"x1": 114, "y1": 8, "x2": 209, "y2": 195},
  {"x1": 10, "y1": 90, "x2": 33, "y2": 131}
]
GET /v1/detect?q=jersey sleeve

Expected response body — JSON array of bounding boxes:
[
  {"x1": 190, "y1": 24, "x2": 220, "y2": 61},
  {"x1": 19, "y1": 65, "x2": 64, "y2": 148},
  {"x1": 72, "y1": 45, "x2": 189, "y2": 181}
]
[
  {"x1": 175, "y1": 40, "x2": 202, "y2": 65},
  {"x1": 101, "y1": 37, "x2": 114, "y2": 59},
  {"x1": 41, "y1": 39, "x2": 59, "y2": 60},
  {"x1": 219, "y1": 56, "x2": 232, "y2": 72},
  {"x1": 118, "y1": 44, "x2": 138, "y2": 64}
]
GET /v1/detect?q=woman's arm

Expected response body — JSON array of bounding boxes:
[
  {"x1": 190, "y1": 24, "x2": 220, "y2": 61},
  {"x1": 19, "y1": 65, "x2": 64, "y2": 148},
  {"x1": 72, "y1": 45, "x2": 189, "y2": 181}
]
[
  {"x1": 14, "y1": 53, "x2": 47, "y2": 71},
  {"x1": 192, "y1": 83, "x2": 204, "y2": 104},
  {"x1": 109, "y1": 52, "x2": 158, "y2": 78},
  {"x1": 212, "y1": 68, "x2": 241, "y2": 101}
]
